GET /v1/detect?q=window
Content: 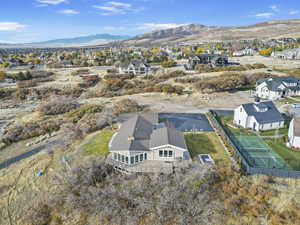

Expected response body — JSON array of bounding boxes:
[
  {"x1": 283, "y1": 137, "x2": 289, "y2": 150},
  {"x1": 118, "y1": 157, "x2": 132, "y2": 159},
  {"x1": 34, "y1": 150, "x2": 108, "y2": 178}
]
[
  {"x1": 113, "y1": 153, "x2": 117, "y2": 160},
  {"x1": 159, "y1": 150, "x2": 163, "y2": 157},
  {"x1": 240, "y1": 107, "x2": 242, "y2": 112},
  {"x1": 135, "y1": 155, "x2": 139, "y2": 163},
  {"x1": 168, "y1": 151, "x2": 173, "y2": 157},
  {"x1": 126, "y1": 157, "x2": 129, "y2": 164},
  {"x1": 144, "y1": 153, "x2": 147, "y2": 160},
  {"x1": 121, "y1": 155, "x2": 125, "y2": 163},
  {"x1": 130, "y1": 156, "x2": 134, "y2": 165},
  {"x1": 118, "y1": 154, "x2": 121, "y2": 161},
  {"x1": 164, "y1": 150, "x2": 168, "y2": 157},
  {"x1": 140, "y1": 154, "x2": 144, "y2": 161}
]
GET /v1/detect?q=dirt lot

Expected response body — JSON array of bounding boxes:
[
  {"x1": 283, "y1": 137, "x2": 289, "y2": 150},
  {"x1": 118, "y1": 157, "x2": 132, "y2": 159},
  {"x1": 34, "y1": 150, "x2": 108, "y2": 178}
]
[{"x1": 230, "y1": 55, "x2": 300, "y2": 69}]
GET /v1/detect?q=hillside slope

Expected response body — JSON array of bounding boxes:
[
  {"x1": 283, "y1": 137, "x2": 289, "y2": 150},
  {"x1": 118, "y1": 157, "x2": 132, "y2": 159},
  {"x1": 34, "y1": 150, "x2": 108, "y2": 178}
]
[{"x1": 123, "y1": 19, "x2": 300, "y2": 46}]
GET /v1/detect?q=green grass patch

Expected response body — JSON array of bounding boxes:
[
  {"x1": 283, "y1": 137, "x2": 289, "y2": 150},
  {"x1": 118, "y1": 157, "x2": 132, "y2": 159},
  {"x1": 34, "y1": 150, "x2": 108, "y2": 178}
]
[
  {"x1": 184, "y1": 132, "x2": 230, "y2": 164},
  {"x1": 83, "y1": 129, "x2": 115, "y2": 155},
  {"x1": 259, "y1": 126, "x2": 289, "y2": 136},
  {"x1": 278, "y1": 98, "x2": 300, "y2": 104},
  {"x1": 216, "y1": 114, "x2": 254, "y2": 136},
  {"x1": 265, "y1": 138, "x2": 300, "y2": 170}
]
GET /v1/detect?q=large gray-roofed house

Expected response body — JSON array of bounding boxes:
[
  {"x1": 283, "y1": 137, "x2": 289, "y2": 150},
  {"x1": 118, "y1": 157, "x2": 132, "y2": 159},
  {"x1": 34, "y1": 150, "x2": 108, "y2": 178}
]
[
  {"x1": 234, "y1": 100, "x2": 284, "y2": 131},
  {"x1": 256, "y1": 76, "x2": 300, "y2": 100},
  {"x1": 185, "y1": 53, "x2": 228, "y2": 70},
  {"x1": 109, "y1": 113, "x2": 191, "y2": 171},
  {"x1": 118, "y1": 59, "x2": 151, "y2": 75}
]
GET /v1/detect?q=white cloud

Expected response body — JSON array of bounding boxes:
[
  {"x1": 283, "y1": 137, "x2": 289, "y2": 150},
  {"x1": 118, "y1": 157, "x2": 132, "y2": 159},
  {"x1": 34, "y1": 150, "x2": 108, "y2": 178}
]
[
  {"x1": 37, "y1": 0, "x2": 67, "y2": 5},
  {"x1": 270, "y1": 5, "x2": 279, "y2": 12},
  {"x1": 137, "y1": 23, "x2": 185, "y2": 30},
  {"x1": 108, "y1": 1, "x2": 131, "y2": 8},
  {"x1": 0, "y1": 22, "x2": 26, "y2": 31},
  {"x1": 254, "y1": 12, "x2": 274, "y2": 18},
  {"x1": 289, "y1": 10, "x2": 299, "y2": 15},
  {"x1": 59, "y1": 9, "x2": 79, "y2": 14},
  {"x1": 93, "y1": 1, "x2": 141, "y2": 15}
]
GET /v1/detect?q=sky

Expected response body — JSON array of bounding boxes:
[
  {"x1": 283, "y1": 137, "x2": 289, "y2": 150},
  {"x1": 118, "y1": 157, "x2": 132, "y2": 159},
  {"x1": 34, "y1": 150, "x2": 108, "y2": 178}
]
[{"x1": 0, "y1": 0, "x2": 300, "y2": 43}]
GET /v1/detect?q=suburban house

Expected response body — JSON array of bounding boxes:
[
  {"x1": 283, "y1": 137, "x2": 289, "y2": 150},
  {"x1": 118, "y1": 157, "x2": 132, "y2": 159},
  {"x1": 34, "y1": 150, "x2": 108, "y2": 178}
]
[
  {"x1": 255, "y1": 77, "x2": 300, "y2": 100},
  {"x1": 234, "y1": 100, "x2": 284, "y2": 131},
  {"x1": 233, "y1": 48, "x2": 257, "y2": 57},
  {"x1": 287, "y1": 116, "x2": 300, "y2": 149},
  {"x1": 271, "y1": 48, "x2": 300, "y2": 60},
  {"x1": 185, "y1": 54, "x2": 228, "y2": 70},
  {"x1": 108, "y1": 113, "x2": 191, "y2": 173},
  {"x1": 118, "y1": 60, "x2": 151, "y2": 75}
]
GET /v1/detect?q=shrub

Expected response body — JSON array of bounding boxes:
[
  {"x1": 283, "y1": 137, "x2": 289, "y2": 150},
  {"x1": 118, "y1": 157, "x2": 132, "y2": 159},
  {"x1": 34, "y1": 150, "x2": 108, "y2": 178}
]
[
  {"x1": 17, "y1": 80, "x2": 37, "y2": 88},
  {"x1": 0, "y1": 88, "x2": 15, "y2": 99},
  {"x1": 113, "y1": 99, "x2": 140, "y2": 115},
  {"x1": 194, "y1": 72, "x2": 247, "y2": 93},
  {"x1": 67, "y1": 104, "x2": 104, "y2": 123},
  {"x1": 2, "y1": 119, "x2": 61, "y2": 145},
  {"x1": 71, "y1": 69, "x2": 89, "y2": 76},
  {"x1": 161, "y1": 60, "x2": 177, "y2": 68},
  {"x1": 76, "y1": 112, "x2": 110, "y2": 134},
  {"x1": 38, "y1": 98, "x2": 78, "y2": 115}
]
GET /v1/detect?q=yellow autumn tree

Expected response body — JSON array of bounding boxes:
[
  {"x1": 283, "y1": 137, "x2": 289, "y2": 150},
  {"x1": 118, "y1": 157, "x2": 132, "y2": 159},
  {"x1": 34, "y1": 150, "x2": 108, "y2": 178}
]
[
  {"x1": 259, "y1": 48, "x2": 272, "y2": 56},
  {"x1": 195, "y1": 47, "x2": 205, "y2": 54}
]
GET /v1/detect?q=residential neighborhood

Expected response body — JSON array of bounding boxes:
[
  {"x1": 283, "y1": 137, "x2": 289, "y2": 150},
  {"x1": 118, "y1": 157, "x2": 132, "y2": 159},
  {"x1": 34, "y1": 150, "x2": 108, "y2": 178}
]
[{"x1": 1, "y1": 3, "x2": 300, "y2": 224}]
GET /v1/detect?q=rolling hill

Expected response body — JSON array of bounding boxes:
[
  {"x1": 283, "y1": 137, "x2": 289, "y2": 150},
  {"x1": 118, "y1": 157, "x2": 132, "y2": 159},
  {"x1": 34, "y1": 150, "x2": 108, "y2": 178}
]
[{"x1": 123, "y1": 19, "x2": 300, "y2": 46}]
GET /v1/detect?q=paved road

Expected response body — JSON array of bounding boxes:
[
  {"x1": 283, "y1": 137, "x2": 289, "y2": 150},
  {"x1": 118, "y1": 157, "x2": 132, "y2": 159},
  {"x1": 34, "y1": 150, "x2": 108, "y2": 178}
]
[{"x1": 0, "y1": 139, "x2": 62, "y2": 170}]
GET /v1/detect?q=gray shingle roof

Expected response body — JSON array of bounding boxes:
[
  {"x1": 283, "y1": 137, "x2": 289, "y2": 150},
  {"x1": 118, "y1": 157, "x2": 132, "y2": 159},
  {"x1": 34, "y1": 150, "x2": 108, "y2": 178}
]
[
  {"x1": 257, "y1": 77, "x2": 300, "y2": 92},
  {"x1": 110, "y1": 113, "x2": 187, "y2": 152},
  {"x1": 110, "y1": 113, "x2": 158, "y2": 152},
  {"x1": 150, "y1": 127, "x2": 187, "y2": 150},
  {"x1": 242, "y1": 101, "x2": 284, "y2": 124},
  {"x1": 120, "y1": 60, "x2": 150, "y2": 69}
]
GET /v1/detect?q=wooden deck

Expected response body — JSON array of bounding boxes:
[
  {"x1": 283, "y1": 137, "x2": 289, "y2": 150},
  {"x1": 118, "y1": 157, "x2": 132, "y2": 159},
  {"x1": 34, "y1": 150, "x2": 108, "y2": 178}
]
[{"x1": 106, "y1": 155, "x2": 191, "y2": 174}]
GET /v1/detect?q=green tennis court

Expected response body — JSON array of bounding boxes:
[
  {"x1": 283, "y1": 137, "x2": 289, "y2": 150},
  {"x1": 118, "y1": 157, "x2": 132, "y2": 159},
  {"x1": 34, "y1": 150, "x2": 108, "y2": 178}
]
[{"x1": 231, "y1": 136, "x2": 290, "y2": 169}]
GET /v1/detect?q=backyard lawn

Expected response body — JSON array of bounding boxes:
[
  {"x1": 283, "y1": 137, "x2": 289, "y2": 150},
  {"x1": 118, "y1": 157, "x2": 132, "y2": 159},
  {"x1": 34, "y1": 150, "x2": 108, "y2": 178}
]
[
  {"x1": 184, "y1": 132, "x2": 230, "y2": 164},
  {"x1": 83, "y1": 128, "x2": 115, "y2": 155},
  {"x1": 265, "y1": 138, "x2": 300, "y2": 170},
  {"x1": 259, "y1": 126, "x2": 289, "y2": 137},
  {"x1": 216, "y1": 114, "x2": 254, "y2": 136}
]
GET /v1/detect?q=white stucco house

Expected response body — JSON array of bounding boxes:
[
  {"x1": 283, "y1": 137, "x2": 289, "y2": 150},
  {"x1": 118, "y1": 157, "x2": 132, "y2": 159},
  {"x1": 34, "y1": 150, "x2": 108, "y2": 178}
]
[
  {"x1": 234, "y1": 100, "x2": 284, "y2": 131},
  {"x1": 255, "y1": 77, "x2": 300, "y2": 100},
  {"x1": 108, "y1": 113, "x2": 191, "y2": 173},
  {"x1": 118, "y1": 60, "x2": 151, "y2": 75},
  {"x1": 271, "y1": 48, "x2": 300, "y2": 60},
  {"x1": 287, "y1": 116, "x2": 300, "y2": 149},
  {"x1": 233, "y1": 48, "x2": 257, "y2": 57}
]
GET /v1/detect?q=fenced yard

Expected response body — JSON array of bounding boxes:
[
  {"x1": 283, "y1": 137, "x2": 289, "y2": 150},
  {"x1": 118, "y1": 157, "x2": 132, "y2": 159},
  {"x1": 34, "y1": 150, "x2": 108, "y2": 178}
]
[
  {"x1": 210, "y1": 110, "x2": 300, "y2": 178},
  {"x1": 184, "y1": 132, "x2": 230, "y2": 164}
]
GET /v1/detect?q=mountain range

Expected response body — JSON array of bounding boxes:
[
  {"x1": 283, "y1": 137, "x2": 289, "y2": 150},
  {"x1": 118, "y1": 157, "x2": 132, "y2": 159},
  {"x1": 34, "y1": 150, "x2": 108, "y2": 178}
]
[
  {"x1": 1, "y1": 19, "x2": 300, "y2": 48},
  {"x1": 0, "y1": 34, "x2": 131, "y2": 48},
  {"x1": 122, "y1": 19, "x2": 300, "y2": 46}
]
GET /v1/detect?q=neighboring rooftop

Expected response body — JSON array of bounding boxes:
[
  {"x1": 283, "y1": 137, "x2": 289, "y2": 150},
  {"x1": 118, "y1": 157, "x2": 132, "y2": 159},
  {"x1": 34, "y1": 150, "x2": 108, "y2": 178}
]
[
  {"x1": 242, "y1": 101, "x2": 284, "y2": 124},
  {"x1": 257, "y1": 77, "x2": 300, "y2": 92}
]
